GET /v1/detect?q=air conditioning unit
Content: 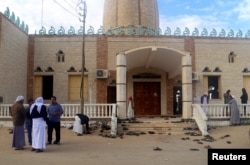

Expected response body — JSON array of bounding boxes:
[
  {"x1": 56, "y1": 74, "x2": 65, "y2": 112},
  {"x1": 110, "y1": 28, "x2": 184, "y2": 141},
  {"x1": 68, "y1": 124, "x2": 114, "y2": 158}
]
[
  {"x1": 96, "y1": 69, "x2": 109, "y2": 78},
  {"x1": 192, "y1": 72, "x2": 199, "y2": 81}
]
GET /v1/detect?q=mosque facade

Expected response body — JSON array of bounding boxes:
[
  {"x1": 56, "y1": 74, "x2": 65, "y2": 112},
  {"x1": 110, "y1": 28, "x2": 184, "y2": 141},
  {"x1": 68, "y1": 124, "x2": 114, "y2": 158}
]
[{"x1": 1, "y1": 0, "x2": 250, "y2": 119}]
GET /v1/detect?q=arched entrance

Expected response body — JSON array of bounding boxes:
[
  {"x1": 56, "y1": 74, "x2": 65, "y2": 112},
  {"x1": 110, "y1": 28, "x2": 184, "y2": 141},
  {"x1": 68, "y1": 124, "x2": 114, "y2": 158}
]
[{"x1": 116, "y1": 46, "x2": 192, "y2": 119}]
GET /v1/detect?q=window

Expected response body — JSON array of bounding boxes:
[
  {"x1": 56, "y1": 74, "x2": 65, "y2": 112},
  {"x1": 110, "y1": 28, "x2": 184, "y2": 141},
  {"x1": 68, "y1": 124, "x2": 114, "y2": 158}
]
[
  {"x1": 203, "y1": 76, "x2": 221, "y2": 99},
  {"x1": 68, "y1": 75, "x2": 88, "y2": 101},
  {"x1": 56, "y1": 50, "x2": 65, "y2": 62}
]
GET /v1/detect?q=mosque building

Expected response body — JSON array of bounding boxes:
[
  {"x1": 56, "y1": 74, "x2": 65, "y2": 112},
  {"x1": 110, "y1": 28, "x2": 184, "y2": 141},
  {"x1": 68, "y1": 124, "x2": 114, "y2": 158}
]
[{"x1": 1, "y1": 0, "x2": 250, "y2": 120}]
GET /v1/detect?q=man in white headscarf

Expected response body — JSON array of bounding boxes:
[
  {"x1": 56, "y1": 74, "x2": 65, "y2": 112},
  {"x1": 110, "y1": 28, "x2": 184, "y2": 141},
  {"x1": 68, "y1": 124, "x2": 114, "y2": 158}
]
[
  {"x1": 29, "y1": 97, "x2": 48, "y2": 153},
  {"x1": 201, "y1": 92, "x2": 209, "y2": 113},
  {"x1": 10, "y1": 95, "x2": 26, "y2": 150}
]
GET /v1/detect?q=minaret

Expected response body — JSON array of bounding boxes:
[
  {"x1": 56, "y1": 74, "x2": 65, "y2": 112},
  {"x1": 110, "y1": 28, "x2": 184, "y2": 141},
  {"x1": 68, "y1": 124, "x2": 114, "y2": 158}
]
[{"x1": 103, "y1": 0, "x2": 159, "y2": 32}]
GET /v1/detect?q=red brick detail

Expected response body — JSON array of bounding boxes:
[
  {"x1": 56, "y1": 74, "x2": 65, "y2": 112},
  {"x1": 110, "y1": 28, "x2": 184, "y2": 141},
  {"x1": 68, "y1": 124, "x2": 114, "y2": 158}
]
[
  {"x1": 184, "y1": 37, "x2": 195, "y2": 70},
  {"x1": 184, "y1": 37, "x2": 196, "y2": 98},
  {"x1": 96, "y1": 36, "x2": 108, "y2": 103},
  {"x1": 96, "y1": 36, "x2": 108, "y2": 68},
  {"x1": 26, "y1": 35, "x2": 35, "y2": 100}
]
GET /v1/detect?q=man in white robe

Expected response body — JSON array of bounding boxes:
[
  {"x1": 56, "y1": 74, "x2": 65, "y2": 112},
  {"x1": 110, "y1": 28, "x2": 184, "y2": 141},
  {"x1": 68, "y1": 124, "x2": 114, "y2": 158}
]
[
  {"x1": 73, "y1": 114, "x2": 90, "y2": 136},
  {"x1": 201, "y1": 93, "x2": 209, "y2": 114},
  {"x1": 29, "y1": 97, "x2": 48, "y2": 153}
]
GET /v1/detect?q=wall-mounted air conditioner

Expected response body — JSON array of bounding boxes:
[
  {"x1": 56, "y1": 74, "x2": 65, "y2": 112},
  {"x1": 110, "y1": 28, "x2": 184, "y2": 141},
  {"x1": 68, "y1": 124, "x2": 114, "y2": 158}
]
[
  {"x1": 96, "y1": 69, "x2": 109, "y2": 78},
  {"x1": 192, "y1": 72, "x2": 199, "y2": 81}
]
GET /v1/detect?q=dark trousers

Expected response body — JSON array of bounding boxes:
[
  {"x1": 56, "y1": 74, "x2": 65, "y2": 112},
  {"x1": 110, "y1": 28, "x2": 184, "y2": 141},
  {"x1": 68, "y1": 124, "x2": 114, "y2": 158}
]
[
  {"x1": 26, "y1": 123, "x2": 32, "y2": 144},
  {"x1": 47, "y1": 121, "x2": 61, "y2": 143}
]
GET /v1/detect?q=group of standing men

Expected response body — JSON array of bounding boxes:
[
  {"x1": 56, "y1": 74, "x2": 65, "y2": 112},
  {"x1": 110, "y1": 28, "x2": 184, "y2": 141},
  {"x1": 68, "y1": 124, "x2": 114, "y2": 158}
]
[
  {"x1": 200, "y1": 88, "x2": 248, "y2": 126},
  {"x1": 10, "y1": 96, "x2": 63, "y2": 152}
]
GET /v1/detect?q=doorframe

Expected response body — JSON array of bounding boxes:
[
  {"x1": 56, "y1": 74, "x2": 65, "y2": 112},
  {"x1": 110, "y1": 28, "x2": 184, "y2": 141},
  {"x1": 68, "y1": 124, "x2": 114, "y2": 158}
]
[{"x1": 127, "y1": 67, "x2": 167, "y2": 116}]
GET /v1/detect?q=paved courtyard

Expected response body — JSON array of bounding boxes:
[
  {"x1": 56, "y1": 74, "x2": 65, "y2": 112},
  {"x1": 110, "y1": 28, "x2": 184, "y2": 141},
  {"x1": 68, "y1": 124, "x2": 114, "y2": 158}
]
[{"x1": 0, "y1": 124, "x2": 249, "y2": 165}]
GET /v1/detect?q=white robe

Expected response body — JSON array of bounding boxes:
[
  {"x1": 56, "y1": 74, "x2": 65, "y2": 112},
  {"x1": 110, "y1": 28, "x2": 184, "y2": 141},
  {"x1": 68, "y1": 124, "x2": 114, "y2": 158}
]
[
  {"x1": 32, "y1": 118, "x2": 46, "y2": 149},
  {"x1": 73, "y1": 116, "x2": 82, "y2": 134},
  {"x1": 201, "y1": 95, "x2": 209, "y2": 113},
  {"x1": 127, "y1": 100, "x2": 134, "y2": 119}
]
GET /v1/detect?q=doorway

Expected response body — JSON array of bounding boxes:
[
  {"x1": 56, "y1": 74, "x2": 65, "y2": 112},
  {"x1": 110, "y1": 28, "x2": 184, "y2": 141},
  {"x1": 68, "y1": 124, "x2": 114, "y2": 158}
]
[
  {"x1": 107, "y1": 86, "x2": 116, "y2": 103},
  {"x1": 133, "y1": 82, "x2": 161, "y2": 116},
  {"x1": 42, "y1": 76, "x2": 53, "y2": 100},
  {"x1": 173, "y1": 86, "x2": 182, "y2": 115},
  {"x1": 34, "y1": 75, "x2": 53, "y2": 100},
  {"x1": 107, "y1": 86, "x2": 116, "y2": 116}
]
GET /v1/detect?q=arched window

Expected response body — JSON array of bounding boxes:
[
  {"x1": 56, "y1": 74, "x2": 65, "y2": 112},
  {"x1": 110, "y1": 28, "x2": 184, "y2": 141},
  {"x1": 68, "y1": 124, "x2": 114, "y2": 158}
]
[{"x1": 56, "y1": 50, "x2": 65, "y2": 62}]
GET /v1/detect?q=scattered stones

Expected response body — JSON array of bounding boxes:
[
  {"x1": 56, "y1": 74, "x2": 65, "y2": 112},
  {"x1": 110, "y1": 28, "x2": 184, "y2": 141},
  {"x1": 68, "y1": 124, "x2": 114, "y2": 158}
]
[
  {"x1": 153, "y1": 147, "x2": 162, "y2": 151},
  {"x1": 201, "y1": 135, "x2": 215, "y2": 142},
  {"x1": 171, "y1": 120, "x2": 183, "y2": 123},
  {"x1": 190, "y1": 148, "x2": 199, "y2": 151},
  {"x1": 126, "y1": 131, "x2": 140, "y2": 136},
  {"x1": 8, "y1": 128, "x2": 13, "y2": 134},
  {"x1": 99, "y1": 133, "x2": 117, "y2": 138},
  {"x1": 220, "y1": 134, "x2": 230, "y2": 139},
  {"x1": 181, "y1": 137, "x2": 190, "y2": 140},
  {"x1": 148, "y1": 131, "x2": 155, "y2": 134},
  {"x1": 185, "y1": 132, "x2": 202, "y2": 136},
  {"x1": 67, "y1": 125, "x2": 73, "y2": 130},
  {"x1": 123, "y1": 127, "x2": 129, "y2": 131},
  {"x1": 193, "y1": 139, "x2": 200, "y2": 141},
  {"x1": 204, "y1": 145, "x2": 212, "y2": 149},
  {"x1": 183, "y1": 127, "x2": 192, "y2": 130}
]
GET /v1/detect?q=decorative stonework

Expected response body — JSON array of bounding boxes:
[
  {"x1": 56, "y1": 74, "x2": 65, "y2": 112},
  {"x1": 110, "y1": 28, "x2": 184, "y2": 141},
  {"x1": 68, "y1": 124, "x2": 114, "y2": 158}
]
[
  {"x1": 4, "y1": 7, "x2": 250, "y2": 38},
  {"x1": 4, "y1": 7, "x2": 29, "y2": 33},
  {"x1": 36, "y1": 25, "x2": 250, "y2": 38}
]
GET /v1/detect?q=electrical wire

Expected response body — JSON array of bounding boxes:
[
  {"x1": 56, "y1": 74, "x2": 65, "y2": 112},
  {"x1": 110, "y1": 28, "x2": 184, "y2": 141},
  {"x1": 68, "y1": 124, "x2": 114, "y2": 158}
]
[
  {"x1": 63, "y1": 0, "x2": 77, "y2": 12},
  {"x1": 53, "y1": 0, "x2": 79, "y2": 19},
  {"x1": 41, "y1": 0, "x2": 44, "y2": 27}
]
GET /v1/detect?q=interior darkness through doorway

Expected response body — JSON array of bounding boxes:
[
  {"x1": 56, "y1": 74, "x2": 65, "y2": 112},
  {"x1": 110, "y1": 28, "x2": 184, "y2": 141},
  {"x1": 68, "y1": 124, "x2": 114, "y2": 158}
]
[{"x1": 42, "y1": 76, "x2": 53, "y2": 100}]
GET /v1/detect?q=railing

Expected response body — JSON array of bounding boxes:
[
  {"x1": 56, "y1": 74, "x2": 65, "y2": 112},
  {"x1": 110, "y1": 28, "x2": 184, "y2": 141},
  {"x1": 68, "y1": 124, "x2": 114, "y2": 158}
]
[
  {"x1": 192, "y1": 104, "x2": 208, "y2": 136},
  {"x1": 192, "y1": 104, "x2": 250, "y2": 135},
  {"x1": 202, "y1": 104, "x2": 250, "y2": 119},
  {"x1": 0, "y1": 103, "x2": 117, "y2": 119}
]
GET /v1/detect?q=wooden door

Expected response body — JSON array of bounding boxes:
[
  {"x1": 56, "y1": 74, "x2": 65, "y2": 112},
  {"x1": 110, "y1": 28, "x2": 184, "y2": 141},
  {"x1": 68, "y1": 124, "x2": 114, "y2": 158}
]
[
  {"x1": 68, "y1": 75, "x2": 88, "y2": 101},
  {"x1": 134, "y1": 82, "x2": 161, "y2": 116},
  {"x1": 34, "y1": 76, "x2": 42, "y2": 99},
  {"x1": 68, "y1": 75, "x2": 81, "y2": 101},
  {"x1": 107, "y1": 86, "x2": 116, "y2": 103},
  {"x1": 243, "y1": 76, "x2": 250, "y2": 96}
]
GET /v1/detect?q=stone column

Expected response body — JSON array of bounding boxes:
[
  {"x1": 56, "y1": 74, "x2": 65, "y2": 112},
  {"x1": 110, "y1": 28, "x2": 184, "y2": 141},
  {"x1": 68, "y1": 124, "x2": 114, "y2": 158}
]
[
  {"x1": 182, "y1": 53, "x2": 193, "y2": 119},
  {"x1": 116, "y1": 53, "x2": 127, "y2": 119}
]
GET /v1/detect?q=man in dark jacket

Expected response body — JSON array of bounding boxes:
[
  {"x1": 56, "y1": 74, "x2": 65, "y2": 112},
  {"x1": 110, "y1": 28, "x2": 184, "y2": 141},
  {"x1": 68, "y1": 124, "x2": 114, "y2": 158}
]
[{"x1": 11, "y1": 95, "x2": 26, "y2": 150}]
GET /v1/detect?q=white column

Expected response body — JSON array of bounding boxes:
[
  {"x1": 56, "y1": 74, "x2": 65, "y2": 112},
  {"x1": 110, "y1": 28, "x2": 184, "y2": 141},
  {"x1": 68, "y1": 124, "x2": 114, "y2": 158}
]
[
  {"x1": 182, "y1": 53, "x2": 193, "y2": 119},
  {"x1": 116, "y1": 53, "x2": 127, "y2": 119}
]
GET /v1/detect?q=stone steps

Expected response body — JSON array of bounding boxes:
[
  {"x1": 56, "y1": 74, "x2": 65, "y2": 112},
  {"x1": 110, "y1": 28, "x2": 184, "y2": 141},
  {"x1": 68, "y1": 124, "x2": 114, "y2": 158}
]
[{"x1": 118, "y1": 117, "x2": 199, "y2": 135}]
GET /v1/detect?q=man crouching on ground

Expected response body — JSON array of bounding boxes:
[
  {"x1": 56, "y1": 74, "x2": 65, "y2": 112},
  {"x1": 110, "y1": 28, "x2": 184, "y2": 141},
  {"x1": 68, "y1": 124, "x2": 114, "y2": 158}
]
[{"x1": 73, "y1": 114, "x2": 91, "y2": 136}]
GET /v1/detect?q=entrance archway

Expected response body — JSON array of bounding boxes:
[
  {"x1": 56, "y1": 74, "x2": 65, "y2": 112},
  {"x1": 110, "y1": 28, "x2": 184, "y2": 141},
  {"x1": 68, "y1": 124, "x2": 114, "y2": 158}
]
[{"x1": 116, "y1": 46, "x2": 192, "y2": 119}]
